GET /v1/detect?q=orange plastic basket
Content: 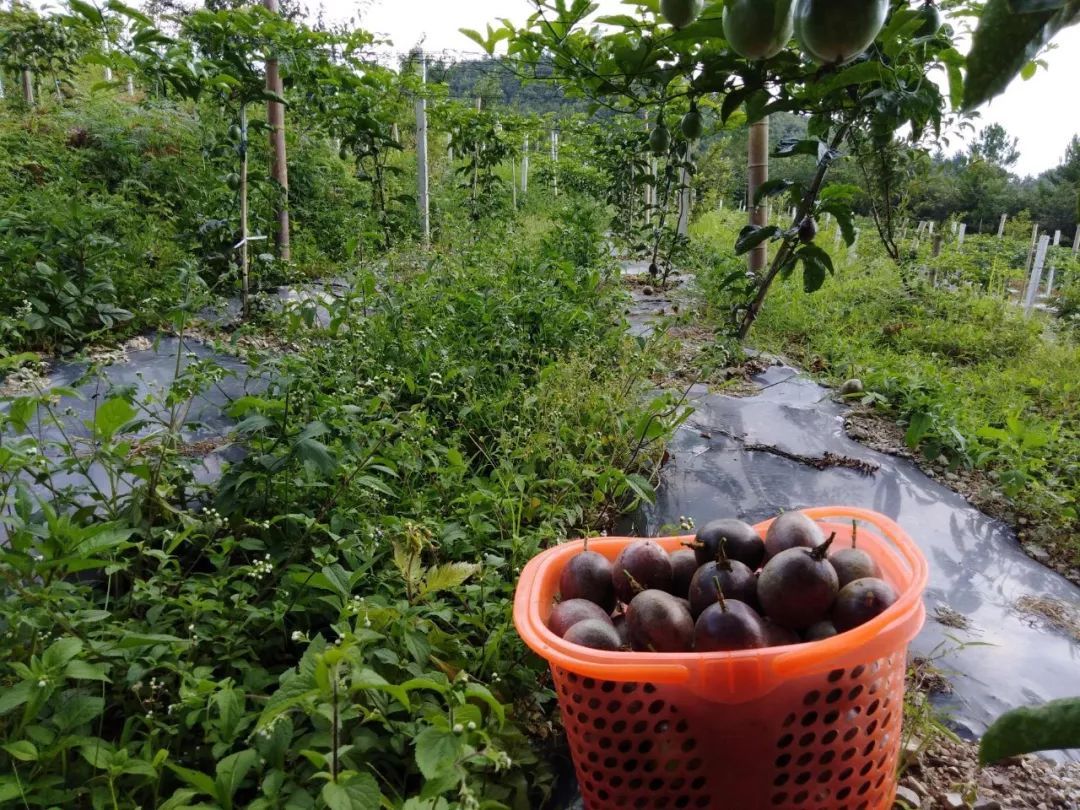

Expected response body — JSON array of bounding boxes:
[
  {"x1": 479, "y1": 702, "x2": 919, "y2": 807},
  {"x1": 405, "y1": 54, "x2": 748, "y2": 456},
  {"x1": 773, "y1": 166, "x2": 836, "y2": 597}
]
[{"x1": 514, "y1": 507, "x2": 928, "y2": 810}]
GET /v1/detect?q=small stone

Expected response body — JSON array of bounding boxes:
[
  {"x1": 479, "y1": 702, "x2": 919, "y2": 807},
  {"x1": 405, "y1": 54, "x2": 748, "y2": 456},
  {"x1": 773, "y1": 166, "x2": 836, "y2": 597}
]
[
  {"x1": 1025, "y1": 545, "x2": 1051, "y2": 562},
  {"x1": 902, "y1": 737, "x2": 924, "y2": 765},
  {"x1": 972, "y1": 800, "x2": 1002, "y2": 810},
  {"x1": 902, "y1": 776, "x2": 929, "y2": 797},
  {"x1": 642, "y1": 286, "x2": 654, "y2": 295},
  {"x1": 942, "y1": 793, "x2": 965, "y2": 809},
  {"x1": 839, "y1": 378, "x2": 864, "y2": 396},
  {"x1": 894, "y1": 785, "x2": 921, "y2": 808}
]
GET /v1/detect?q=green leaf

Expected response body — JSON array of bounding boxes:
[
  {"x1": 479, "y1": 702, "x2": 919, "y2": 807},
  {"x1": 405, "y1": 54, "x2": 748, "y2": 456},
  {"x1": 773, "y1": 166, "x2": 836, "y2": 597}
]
[
  {"x1": 167, "y1": 763, "x2": 217, "y2": 798},
  {"x1": 2, "y1": 741, "x2": 38, "y2": 761},
  {"x1": 114, "y1": 633, "x2": 187, "y2": 649},
  {"x1": 773, "y1": 138, "x2": 821, "y2": 158},
  {"x1": 752, "y1": 179, "x2": 794, "y2": 206},
  {"x1": 321, "y1": 773, "x2": 382, "y2": 810},
  {"x1": 464, "y1": 682, "x2": 506, "y2": 726},
  {"x1": 905, "y1": 412, "x2": 933, "y2": 447},
  {"x1": 420, "y1": 562, "x2": 480, "y2": 597},
  {"x1": 962, "y1": 0, "x2": 1080, "y2": 110},
  {"x1": 293, "y1": 437, "x2": 337, "y2": 475},
  {"x1": 735, "y1": 225, "x2": 782, "y2": 256},
  {"x1": 979, "y1": 698, "x2": 1080, "y2": 764},
  {"x1": 92, "y1": 398, "x2": 136, "y2": 441},
  {"x1": 43, "y1": 637, "x2": 84, "y2": 670},
  {"x1": 214, "y1": 749, "x2": 257, "y2": 810},
  {"x1": 69, "y1": 0, "x2": 104, "y2": 25},
  {"x1": 0, "y1": 778, "x2": 26, "y2": 804},
  {"x1": 414, "y1": 727, "x2": 462, "y2": 781},
  {"x1": 0, "y1": 681, "x2": 33, "y2": 716},
  {"x1": 801, "y1": 255, "x2": 827, "y2": 293},
  {"x1": 64, "y1": 659, "x2": 111, "y2": 682}
]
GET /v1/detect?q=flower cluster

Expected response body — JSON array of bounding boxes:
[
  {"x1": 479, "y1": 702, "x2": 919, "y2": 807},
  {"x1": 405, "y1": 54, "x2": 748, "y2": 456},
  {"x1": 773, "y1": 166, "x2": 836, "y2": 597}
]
[
  {"x1": 679, "y1": 515, "x2": 695, "y2": 531},
  {"x1": 248, "y1": 554, "x2": 273, "y2": 581}
]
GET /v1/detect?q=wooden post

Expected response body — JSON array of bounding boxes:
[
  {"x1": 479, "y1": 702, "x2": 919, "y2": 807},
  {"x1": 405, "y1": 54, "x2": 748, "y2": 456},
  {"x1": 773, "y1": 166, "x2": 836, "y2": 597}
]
[
  {"x1": 1073, "y1": 227, "x2": 1079, "y2": 254},
  {"x1": 747, "y1": 117, "x2": 769, "y2": 274},
  {"x1": 1024, "y1": 235, "x2": 1050, "y2": 315},
  {"x1": 264, "y1": 0, "x2": 290, "y2": 260},
  {"x1": 957, "y1": 223, "x2": 966, "y2": 247},
  {"x1": 1053, "y1": 229, "x2": 1061, "y2": 246},
  {"x1": 521, "y1": 134, "x2": 529, "y2": 195},
  {"x1": 126, "y1": 75, "x2": 135, "y2": 95},
  {"x1": 0, "y1": 74, "x2": 5, "y2": 99},
  {"x1": 1045, "y1": 262, "x2": 1056, "y2": 297},
  {"x1": 414, "y1": 53, "x2": 429, "y2": 247},
  {"x1": 997, "y1": 213, "x2": 1007, "y2": 236}
]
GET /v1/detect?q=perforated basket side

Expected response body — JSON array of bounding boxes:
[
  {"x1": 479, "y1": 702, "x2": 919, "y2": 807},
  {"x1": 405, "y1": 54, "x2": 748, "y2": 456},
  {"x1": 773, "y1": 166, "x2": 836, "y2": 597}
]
[{"x1": 553, "y1": 650, "x2": 908, "y2": 810}]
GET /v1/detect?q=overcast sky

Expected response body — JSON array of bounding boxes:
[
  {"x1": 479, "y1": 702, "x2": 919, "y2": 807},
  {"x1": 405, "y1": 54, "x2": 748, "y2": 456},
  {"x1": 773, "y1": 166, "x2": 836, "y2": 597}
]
[{"x1": 327, "y1": 0, "x2": 1080, "y2": 178}]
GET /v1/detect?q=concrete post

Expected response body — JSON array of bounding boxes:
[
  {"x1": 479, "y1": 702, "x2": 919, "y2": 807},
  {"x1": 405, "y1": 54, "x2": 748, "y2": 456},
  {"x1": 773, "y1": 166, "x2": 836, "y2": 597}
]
[{"x1": 1024, "y1": 235, "x2": 1050, "y2": 315}]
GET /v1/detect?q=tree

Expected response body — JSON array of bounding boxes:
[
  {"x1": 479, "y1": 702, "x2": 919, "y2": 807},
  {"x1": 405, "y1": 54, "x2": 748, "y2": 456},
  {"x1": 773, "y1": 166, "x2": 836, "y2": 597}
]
[{"x1": 969, "y1": 123, "x2": 1020, "y2": 169}]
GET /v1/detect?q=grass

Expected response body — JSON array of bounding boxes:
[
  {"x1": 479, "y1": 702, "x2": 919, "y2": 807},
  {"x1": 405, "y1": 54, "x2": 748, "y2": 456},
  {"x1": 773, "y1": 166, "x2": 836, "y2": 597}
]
[{"x1": 689, "y1": 209, "x2": 1080, "y2": 571}]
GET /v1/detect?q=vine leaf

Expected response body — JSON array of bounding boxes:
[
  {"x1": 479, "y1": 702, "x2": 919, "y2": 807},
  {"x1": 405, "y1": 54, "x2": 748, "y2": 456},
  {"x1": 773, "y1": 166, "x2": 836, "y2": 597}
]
[
  {"x1": 735, "y1": 225, "x2": 782, "y2": 256},
  {"x1": 962, "y1": 0, "x2": 1080, "y2": 110}
]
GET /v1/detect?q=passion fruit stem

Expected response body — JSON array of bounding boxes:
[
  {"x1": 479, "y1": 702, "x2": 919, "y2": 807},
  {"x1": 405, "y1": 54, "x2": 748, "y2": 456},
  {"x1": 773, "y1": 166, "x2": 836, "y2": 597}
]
[
  {"x1": 583, "y1": 537, "x2": 589, "y2": 553},
  {"x1": 712, "y1": 575, "x2": 728, "y2": 613},
  {"x1": 851, "y1": 520, "x2": 858, "y2": 549},
  {"x1": 716, "y1": 539, "x2": 733, "y2": 570},
  {"x1": 682, "y1": 540, "x2": 703, "y2": 551},
  {"x1": 625, "y1": 571, "x2": 645, "y2": 595},
  {"x1": 811, "y1": 532, "x2": 837, "y2": 561}
]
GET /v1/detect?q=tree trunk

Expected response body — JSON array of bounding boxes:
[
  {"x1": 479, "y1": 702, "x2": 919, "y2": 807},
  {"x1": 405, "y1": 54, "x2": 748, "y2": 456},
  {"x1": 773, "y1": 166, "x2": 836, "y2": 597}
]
[
  {"x1": 264, "y1": 0, "x2": 290, "y2": 261},
  {"x1": 747, "y1": 117, "x2": 769, "y2": 274}
]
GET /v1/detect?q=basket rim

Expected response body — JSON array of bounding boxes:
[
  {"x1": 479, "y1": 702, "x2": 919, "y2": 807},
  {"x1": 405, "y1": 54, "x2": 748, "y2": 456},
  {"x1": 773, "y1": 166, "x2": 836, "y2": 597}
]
[{"x1": 513, "y1": 506, "x2": 929, "y2": 681}]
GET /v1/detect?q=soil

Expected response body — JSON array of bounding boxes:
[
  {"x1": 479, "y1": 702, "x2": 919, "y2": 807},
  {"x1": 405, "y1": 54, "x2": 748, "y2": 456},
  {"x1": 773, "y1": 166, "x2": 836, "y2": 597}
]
[
  {"x1": 842, "y1": 405, "x2": 1079, "y2": 587},
  {"x1": 897, "y1": 731, "x2": 1080, "y2": 809}
]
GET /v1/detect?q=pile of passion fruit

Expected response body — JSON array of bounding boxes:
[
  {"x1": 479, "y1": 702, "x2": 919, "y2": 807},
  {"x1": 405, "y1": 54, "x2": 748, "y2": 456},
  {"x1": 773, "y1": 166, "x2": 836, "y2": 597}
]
[{"x1": 548, "y1": 513, "x2": 898, "y2": 653}]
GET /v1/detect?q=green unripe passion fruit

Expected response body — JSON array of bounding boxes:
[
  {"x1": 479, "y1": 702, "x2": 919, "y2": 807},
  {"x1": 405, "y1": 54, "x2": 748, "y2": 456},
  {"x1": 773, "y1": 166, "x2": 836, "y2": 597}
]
[
  {"x1": 228, "y1": 124, "x2": 243, "y2": 142},
  {"x1": 794, "y1": 0, "x2": 889, "y2": 65},
  {"x1": 723, "y1": 0, "x2": 795, "y2": 60},
  {"x1": 681, "y1": 106, "x2": 704, "y2": 141},
  {"x1": 225, "y1": 173, "x2": 241, "y2": 191},
  {"x1": 661, "y1": 0, "x2": 704, "y2": 29},
  {"x1": 649, "y1": 124, "x2": 671, "y2": 156},
  {"x1": 916, "y1": 1, "x2": 941, "y2": 37}
]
